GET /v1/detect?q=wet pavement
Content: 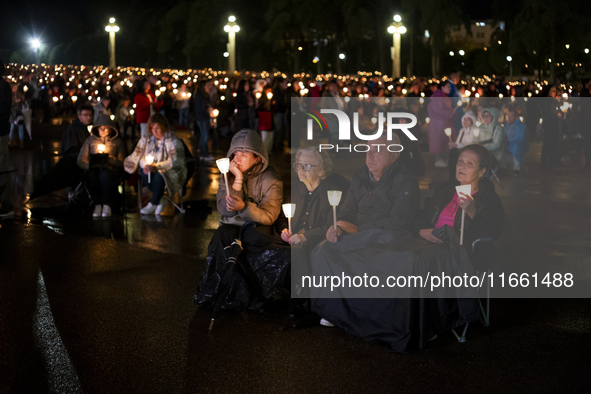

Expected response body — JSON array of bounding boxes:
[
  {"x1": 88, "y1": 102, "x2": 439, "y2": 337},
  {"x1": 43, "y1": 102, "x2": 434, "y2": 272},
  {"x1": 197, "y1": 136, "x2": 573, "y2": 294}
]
[{"x1": 1, "y1": 120, "x2": 591, "y2": 393}]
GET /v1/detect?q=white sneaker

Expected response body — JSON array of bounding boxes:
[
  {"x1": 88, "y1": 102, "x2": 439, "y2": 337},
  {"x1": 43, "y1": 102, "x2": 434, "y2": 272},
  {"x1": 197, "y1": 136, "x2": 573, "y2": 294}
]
[
  {"x1": 155, "y1": 199, "x2": 167, "y2": 215},
  {"x1": 140, "y1": 202, "x2": 156, "y2": 215},
  {"x1": 320, "y1": 318, "x2": 335, "y2": 327},
  {"x1": 102, "y1": 205, "x2": 112, "y2": 217},
  {"x1": 93, "y1": 205, "x2": 102, "y2": 217},
  {"x1": 434, "y1": 159, "x2": 448, "y2": 168}
]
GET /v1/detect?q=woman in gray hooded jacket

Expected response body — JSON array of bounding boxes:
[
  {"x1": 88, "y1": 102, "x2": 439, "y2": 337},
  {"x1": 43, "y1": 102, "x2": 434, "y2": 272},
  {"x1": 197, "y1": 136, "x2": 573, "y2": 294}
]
[
  {"x1": 195, "y1": 129, "x2": 287, "y2": 310},
  {"x1": 77, "y1": 114, "x2": 126, "y2": 217}
]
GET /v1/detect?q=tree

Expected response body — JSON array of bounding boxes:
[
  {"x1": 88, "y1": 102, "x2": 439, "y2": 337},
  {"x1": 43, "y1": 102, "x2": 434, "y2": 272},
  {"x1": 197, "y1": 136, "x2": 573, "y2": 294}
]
[{"x1": 419, "y1": 0, "x2": 468, "y2": 77}]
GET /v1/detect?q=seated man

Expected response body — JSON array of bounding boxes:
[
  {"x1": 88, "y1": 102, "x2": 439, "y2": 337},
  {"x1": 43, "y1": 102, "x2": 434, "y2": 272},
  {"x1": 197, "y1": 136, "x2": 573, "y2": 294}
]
[
  {"x1": 62, "y1": 104, "x2": 93, "y2": 160},
  {"x1": 325, "y1": 133, "x2": 420, "y2": 243},
  {"x1": 309, "y1": 133, "x2": 420, "y2": 328}
]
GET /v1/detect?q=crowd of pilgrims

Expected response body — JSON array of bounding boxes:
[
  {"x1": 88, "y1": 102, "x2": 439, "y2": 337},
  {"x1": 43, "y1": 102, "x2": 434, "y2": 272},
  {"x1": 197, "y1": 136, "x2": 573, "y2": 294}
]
[{"x1": 9, "y1": 62, "x2": 591, "y2": 350}]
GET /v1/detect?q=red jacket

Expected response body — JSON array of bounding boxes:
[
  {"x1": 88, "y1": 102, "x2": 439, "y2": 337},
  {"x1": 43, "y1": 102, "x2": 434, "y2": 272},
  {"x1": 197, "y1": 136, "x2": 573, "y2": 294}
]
[{"x1": 134, "y1": 91, "x2": 161, "y2": 124}]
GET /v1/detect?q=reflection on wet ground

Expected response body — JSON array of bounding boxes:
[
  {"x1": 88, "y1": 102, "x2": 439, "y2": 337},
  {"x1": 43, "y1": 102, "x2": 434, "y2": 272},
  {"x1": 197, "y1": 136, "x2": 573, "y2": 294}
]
[{"x1": 1, "y1": 121, "x2": 591, "y2": 392}]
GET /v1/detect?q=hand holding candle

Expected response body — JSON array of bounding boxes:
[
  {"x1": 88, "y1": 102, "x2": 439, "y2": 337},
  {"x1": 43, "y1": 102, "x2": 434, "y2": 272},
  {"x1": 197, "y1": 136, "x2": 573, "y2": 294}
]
[
  {"x1": 145, "y1": 155, "x2": 154, "y2": 183},
  {"x1": 327, "y1": 190, "x2": 342, "y2": 232},
  {"x1": 444, "y1": 128, "x2": 453, "y2": 142},
  {"x1": 216, "y1": 158, "x2": 230, "y2": 197},
  {"x1": 282, "y1": 203, "x2": 296, "y2": 239},
  {"x1": 455, "y1": 184, "x2": 472, "y2": 246},
  {"x1": 97, "y1": 144, "x2": 106, "y2": 154}
]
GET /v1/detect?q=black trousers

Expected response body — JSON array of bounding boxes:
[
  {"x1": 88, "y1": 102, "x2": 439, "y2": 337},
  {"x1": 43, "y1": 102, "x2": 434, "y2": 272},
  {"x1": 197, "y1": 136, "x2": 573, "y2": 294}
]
[{"x1": 86, "y1": 168, "x2": 121, "y2": 205}]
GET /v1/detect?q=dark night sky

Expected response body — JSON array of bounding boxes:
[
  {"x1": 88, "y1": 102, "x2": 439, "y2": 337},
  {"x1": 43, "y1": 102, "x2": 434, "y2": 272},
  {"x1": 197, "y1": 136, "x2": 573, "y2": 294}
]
[
  {"x1": 2, "y1": 1, "x2": 494, "y2": 52},
  {"x1": 1, "y1": 0, "x2": 182, "y2": 51}
]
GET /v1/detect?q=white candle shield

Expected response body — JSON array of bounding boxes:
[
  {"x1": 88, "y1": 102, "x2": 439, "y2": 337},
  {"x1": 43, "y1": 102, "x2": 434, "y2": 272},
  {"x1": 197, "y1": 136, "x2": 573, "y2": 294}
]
[
  {"x1": 455, "y1": 184, "x2": 472, "y2": 246},
  {"x1": 216, "y1": 158, "x2": 231, "y2": 197},
  {"x1": 327, "y1": 190, "x2": 342, "y2": 231}
]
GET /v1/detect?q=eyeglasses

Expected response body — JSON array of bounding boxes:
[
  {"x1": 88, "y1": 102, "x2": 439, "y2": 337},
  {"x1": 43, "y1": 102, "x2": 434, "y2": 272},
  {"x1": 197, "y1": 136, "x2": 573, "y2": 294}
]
[{"x1": 293, "y1": 163, "x2": 318, "y2": 172}]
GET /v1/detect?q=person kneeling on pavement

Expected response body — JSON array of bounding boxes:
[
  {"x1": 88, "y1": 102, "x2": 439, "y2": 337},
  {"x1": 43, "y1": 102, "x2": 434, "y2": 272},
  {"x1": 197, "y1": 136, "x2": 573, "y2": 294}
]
[
  {"x1": 77, "y1": 114, "x2": 126, "y2": 218},
  {"x1": 124, "y1": 113, "x2": 187, "y2": 216},
  {"x1": 194, "y1": 129, "x2": 287, "y2": 311}
]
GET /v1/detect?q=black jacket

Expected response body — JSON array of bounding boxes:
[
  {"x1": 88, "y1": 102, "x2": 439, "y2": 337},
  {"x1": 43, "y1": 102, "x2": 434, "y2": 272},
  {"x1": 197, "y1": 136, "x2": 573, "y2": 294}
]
[
  {"x1": 337, "y1": 160, "x2": 420, "y2": 233},
  {"x1": 413, "y1": 177, "x2": 504, "y2": 246},
  {"x1": 0, "y1": 78, "x2": 11, "y2": 137},
  {"x1": 288, "y1": 172, "x2": 351, "y2": 248},
  {"x1": 61, "y1": 118, "x2": 91, "y2": 159}
]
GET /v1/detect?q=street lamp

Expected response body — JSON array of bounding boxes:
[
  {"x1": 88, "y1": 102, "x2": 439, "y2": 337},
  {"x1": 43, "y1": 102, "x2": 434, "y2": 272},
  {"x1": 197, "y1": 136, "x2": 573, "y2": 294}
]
[
  {"x1": 506, "y1": 55, "x2": 513, "y2": 80},
  {"x1": 105, "y1": 18, "x2": 120, "y2": 69},
  {"x1": 30, "y1": 38, "x2": 41, "y2": 63},
  {"x1": 387, "y1": 15, "x2": 406, "y2": 78},
  {"x1": 224, "y1": 16, "x2": 240, "y2": 73}
]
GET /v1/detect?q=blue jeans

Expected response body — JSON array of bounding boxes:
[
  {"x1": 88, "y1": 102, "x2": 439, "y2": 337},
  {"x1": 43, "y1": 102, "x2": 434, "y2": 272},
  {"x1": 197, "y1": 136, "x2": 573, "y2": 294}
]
[
  {"x1": 140, "y1": 171, "x2": 166, "y2": 205},
  {"x1": 9, "y1": 124, "x2": 24, "y2": 141},
  {"x1": 195, "y1": 119, "x2": 210, "y2": 157},
  {"x1": 179, "y1": 107, "x2": 189, "y2": 127}
]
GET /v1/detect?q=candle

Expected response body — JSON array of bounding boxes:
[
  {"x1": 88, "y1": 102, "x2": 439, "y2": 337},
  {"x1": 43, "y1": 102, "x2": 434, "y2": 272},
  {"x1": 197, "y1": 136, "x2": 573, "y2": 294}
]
[
  {"x1": 97, "y1": 144, "x2": 106, "y2": 154},
  {"x1": 327, "y1": 190, "x2": 342, "y2": 232},
  {"x1": 455, "y1": 184, "x2": 471, "y2": 246},
  {"x1": 145, "y1": 155, "x2": 154, "y2": 183},
  {"x1": 282, "y1": 203, "x2": 296, "y2": 238},
  {"x1": 473, "y1": 128, "x2": 480, "y2": 138},
  {"x1": 216, "y1": 158, "x2": 230, "y2": 197},
  {"x1": 444, "y1": 128, "x2": 452, "y2": 142},
  {"x1": 266, "y1": 92, "x2": 273, "y2": 100}
]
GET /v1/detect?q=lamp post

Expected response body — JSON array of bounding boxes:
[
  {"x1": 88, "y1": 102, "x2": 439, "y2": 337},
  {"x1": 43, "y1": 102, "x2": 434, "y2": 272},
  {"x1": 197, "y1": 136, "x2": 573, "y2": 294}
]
[
  {"x1": 224, "y1": 16, "x2": 240, "y2": 74},
  {"x1": 105, "y1": 18, "x2": 120, "y2": 70},
  {"x1": 387, "y1": 15, "x2": 406, "y2": 78},
  {"x1": 506, "y1": 55, "x2": 513, "y2": 80}
]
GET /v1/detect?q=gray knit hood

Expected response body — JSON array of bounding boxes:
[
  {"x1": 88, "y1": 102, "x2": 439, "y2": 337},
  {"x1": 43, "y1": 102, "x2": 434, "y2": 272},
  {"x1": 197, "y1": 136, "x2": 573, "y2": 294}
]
[
  {"x1": 91, "y1": 114, "x2": 119, "y2": 140},
  {"x1": 227, "y1": 129, "x2": 269, "y2": 175}
]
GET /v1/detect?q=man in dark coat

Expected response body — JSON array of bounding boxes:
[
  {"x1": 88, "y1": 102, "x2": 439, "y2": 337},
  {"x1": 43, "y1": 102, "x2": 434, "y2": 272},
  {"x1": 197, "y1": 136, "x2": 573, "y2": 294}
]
[
  {"x1": 29, "y1": 104, "x2": 93, "y2": 201},
  {"x1": 0, "y1": 59, "x2": 14, "y2": 216},
  {"x1": 62, "y1": 104, "x2": 93, "y2": 159},
  {"x1": 325, "y1": 134, "x2": 420, "y2": 243}
]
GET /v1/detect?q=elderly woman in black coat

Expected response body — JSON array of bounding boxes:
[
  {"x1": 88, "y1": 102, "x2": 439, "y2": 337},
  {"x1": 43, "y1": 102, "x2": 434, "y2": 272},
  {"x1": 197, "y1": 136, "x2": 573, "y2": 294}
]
[
  {"x1": 281, "y1": 146, "x2": 350, "y2": 248},
  {"x1": 280, "y1": 147, "x2": 350, "y2": 303}
]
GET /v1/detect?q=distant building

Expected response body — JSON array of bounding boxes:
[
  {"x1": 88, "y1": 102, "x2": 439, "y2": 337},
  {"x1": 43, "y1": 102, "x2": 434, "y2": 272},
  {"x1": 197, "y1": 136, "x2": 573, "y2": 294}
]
[{"x1": 446, "y1": 20, "x2": 505, "y2": 49}]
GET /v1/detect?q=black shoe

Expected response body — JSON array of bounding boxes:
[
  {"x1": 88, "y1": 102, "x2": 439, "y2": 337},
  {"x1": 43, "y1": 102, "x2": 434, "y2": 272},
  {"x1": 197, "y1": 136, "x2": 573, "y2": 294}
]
[{"x1": 513, "y1": 170, "x2": 520, "y2": 177}]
